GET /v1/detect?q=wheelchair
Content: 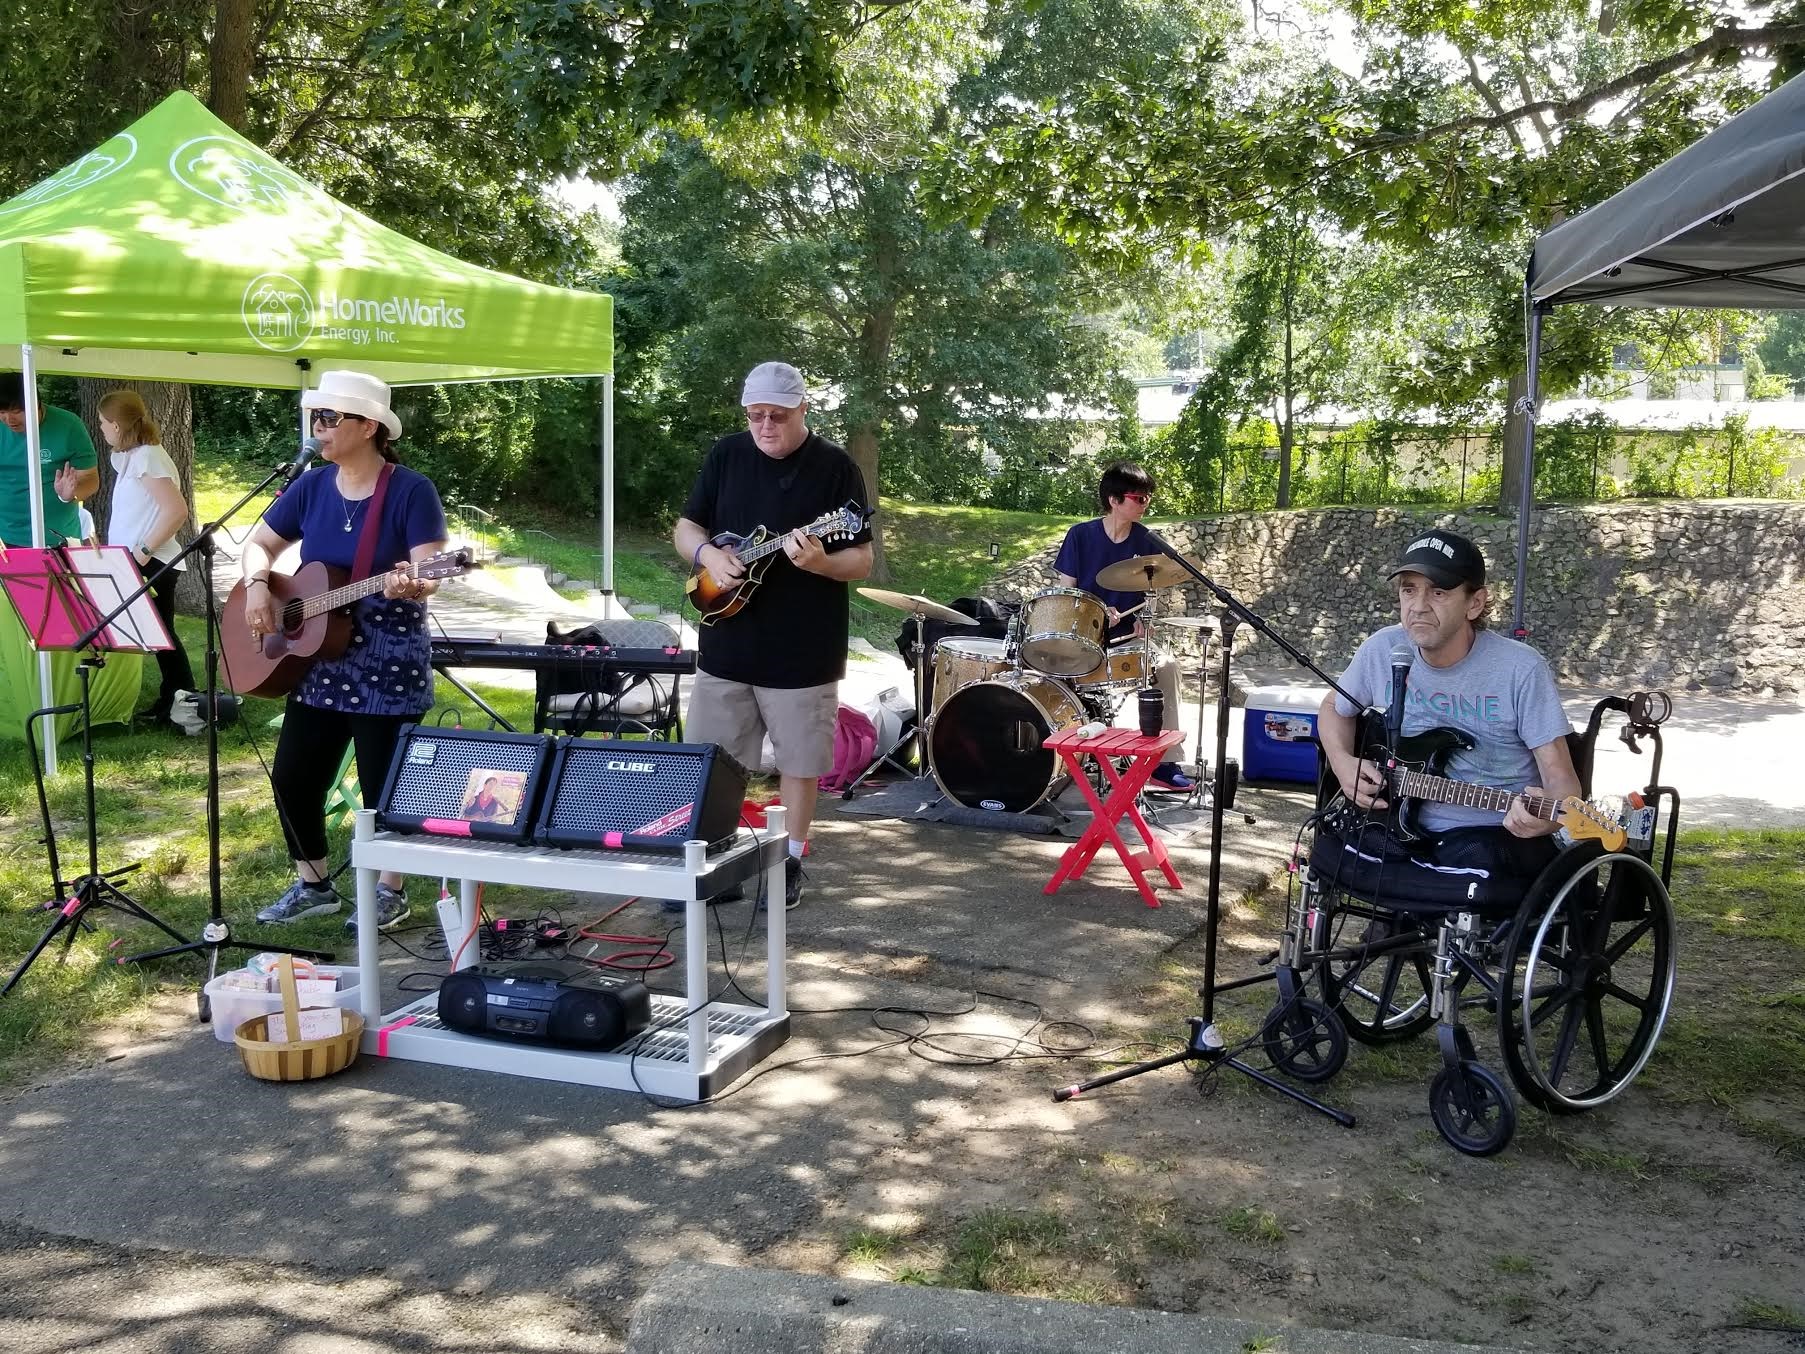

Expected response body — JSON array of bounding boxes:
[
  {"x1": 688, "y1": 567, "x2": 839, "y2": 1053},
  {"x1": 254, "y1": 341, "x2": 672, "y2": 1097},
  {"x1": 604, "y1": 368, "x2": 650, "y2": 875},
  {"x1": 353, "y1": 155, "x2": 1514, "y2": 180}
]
[{"x1": 1257, "y1": 691, "x2": 1680, "y2": 1156}]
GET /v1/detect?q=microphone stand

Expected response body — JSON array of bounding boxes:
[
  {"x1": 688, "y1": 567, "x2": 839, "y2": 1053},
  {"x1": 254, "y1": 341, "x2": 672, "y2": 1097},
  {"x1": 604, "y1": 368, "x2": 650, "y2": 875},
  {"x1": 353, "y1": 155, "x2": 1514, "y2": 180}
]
[
  {"x1": 1053, "y1": 535, "x2": 1359, "y2": 1127},
  {"x1": 74, "y1": 453, "x2": 331, "y2": 1020}
]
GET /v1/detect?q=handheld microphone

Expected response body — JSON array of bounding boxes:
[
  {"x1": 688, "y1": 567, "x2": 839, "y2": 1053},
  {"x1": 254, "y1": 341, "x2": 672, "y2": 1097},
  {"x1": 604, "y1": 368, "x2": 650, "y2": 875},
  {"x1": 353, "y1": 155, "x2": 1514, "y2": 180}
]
[
  {"x1": 278, "y1": 436, "x2": 322, "y2": 487},
  {"x1": 1385, "y1": 645, "x2": 1413, "y2": 748}
]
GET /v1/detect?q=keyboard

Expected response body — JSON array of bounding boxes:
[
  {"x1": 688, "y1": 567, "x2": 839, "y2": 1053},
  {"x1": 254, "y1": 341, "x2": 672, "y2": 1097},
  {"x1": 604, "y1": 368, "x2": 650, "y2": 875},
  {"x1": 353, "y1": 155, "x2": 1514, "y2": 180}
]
[{"x1": 429, "y1": 639, "x2": 697, "y2": 676}]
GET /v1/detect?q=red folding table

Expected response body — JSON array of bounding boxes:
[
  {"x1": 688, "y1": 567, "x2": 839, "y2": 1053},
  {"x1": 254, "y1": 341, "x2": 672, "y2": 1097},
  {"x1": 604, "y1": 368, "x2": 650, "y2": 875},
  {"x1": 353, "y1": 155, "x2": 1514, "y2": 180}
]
[{"x1": 1042, "y1": 726, "x2": 1185, "y2": 908}]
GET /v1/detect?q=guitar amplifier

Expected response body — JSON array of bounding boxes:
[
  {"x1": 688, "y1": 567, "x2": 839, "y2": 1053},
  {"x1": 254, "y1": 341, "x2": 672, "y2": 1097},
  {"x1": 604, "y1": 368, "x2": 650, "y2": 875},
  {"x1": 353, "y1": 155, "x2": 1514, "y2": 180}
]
[
  {"x1": 535, "y1": 739, "x2": 748, "y2": 853},
  {"x1": 376, "y1": 726, "x2": 555, "y2": 843}
]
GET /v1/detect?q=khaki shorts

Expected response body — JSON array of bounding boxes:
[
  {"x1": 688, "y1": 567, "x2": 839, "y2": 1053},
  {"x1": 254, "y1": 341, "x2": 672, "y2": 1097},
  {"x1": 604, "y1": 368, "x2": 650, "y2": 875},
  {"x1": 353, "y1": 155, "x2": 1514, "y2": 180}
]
[{"x1": 687, "y1": 672, "x2": 839, "y2": 778}]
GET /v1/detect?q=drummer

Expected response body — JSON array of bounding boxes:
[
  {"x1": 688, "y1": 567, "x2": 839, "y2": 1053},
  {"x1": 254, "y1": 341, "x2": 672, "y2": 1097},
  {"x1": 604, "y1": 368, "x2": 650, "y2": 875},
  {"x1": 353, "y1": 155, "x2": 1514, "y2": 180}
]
[{"x1": 1052, "y1": 461, "x2": 1194, "y2": 792}]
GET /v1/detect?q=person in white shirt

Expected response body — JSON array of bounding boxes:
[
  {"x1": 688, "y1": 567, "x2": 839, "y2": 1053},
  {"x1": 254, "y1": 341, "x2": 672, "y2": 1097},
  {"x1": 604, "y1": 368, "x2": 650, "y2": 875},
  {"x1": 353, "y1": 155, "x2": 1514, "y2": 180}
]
[{"x1": 100, "y1": 389, "x2": 196, "y2": 727}]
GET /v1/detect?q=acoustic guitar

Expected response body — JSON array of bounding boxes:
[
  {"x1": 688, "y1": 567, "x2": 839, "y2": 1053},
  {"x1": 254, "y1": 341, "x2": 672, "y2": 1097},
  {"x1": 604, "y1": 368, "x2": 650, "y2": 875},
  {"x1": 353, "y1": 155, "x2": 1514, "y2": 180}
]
[
  {"x1": 220, "y1": 549, "x2": 478, "y2": 698},
  {"x1": 1335, "y1": 718, "x2": 1625, "y2": 850},
  {"x1": 685, "y1": 502, "x2": 874, "y2": 624}
]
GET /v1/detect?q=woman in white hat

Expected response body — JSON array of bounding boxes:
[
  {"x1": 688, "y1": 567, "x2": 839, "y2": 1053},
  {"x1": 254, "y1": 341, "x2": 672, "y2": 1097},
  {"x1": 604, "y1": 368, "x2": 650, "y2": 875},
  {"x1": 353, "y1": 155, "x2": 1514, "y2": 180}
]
[{"x1": 238, "y1": 370, "x2": 449, "y2": 933}]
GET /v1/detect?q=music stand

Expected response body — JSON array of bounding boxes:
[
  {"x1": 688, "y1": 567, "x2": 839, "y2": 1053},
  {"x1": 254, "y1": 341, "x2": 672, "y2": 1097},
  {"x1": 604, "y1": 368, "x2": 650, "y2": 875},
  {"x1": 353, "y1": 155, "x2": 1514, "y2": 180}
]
[{"x1": 0, "y1": 546, "x2": 197, "y2": 996}]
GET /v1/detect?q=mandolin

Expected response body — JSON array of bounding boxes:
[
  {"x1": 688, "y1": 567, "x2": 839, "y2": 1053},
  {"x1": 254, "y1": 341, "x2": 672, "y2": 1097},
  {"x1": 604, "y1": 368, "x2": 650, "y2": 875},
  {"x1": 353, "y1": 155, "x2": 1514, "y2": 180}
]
[
  {"x1": 685, "y1": 501, "x2": 874, "y2": 624},
  {"x1": 1336, "y1": 718, "x2": 1625, "y2": 851},
  {"x1": 220, "y1": 549, "x2": 478, "y2": 697}
]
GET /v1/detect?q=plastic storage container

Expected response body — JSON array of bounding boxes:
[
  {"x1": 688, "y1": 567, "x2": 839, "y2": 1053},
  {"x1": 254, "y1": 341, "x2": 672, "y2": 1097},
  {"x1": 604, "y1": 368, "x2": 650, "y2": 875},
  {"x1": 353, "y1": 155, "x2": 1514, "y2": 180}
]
[
  {"x1": 1242, "y1": 685, "x2": 1328, "y2": 784},
  {"x1": 204, "y1": 964, "x2": 361, "y2": 1044}
]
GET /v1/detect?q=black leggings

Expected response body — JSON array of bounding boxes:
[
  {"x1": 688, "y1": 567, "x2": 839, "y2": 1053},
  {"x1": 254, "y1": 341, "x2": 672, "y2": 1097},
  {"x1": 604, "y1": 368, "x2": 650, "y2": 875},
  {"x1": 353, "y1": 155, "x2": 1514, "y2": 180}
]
[
  {"x1": 270, "y1": 697, "x2": 414, "y2": 863},
  {"x1": 143, "y1": 560, "x2": 197, "y2": 720}
]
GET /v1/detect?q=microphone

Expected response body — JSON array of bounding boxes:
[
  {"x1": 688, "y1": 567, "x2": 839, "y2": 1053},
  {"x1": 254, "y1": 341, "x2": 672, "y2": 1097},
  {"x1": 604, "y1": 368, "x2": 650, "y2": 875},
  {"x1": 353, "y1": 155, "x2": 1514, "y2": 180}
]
[
  {"x1": 1385, "y1": 645, "x2": 1413, "y2": 748},
  {"x1": 278, "y1": 436, "x2": 322, "y2": 487}
]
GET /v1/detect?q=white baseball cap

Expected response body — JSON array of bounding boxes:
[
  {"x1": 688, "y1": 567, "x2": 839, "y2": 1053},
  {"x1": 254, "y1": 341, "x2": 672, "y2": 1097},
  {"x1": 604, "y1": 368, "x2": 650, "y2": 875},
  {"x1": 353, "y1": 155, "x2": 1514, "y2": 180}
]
[{"x1": 740, "y1": 361, "x2": 807, "y2": 408}]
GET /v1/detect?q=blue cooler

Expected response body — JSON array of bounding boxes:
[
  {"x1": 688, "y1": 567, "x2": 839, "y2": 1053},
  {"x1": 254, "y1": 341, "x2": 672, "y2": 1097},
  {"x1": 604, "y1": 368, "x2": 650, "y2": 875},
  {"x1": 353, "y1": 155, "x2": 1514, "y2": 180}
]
[{"x1": 1242, "y1": 685, "x2": 1328, "y2": 784}]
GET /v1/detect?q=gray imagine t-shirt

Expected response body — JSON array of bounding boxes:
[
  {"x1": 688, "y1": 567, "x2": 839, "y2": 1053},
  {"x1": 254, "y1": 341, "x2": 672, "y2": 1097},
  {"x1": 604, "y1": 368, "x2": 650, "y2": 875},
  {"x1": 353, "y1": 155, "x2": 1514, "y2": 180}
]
[{"x1": 1334, "y1": 625, "x2": 1571, "y2": 832}]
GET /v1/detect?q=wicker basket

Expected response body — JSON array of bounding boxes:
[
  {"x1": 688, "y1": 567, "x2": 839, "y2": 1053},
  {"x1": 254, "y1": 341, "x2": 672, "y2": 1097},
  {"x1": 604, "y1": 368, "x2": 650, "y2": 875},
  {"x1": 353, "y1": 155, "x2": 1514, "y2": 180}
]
[{"x1": 234, "y1": 954, "x2": 364, "y2": 1082}]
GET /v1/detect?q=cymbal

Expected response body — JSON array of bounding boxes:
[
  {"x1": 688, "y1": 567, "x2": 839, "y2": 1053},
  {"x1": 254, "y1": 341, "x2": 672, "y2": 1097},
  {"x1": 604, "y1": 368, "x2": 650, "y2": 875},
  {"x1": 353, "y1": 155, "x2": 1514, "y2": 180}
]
[
  {"x1": 1158, "y1": 615, "x2": 1217, "y2": 631},
  {"x1": 856, "y1": 587, "x2": 978, "y2": 626},
  {"x1": 1095, "y1": 553, "x2": 1191, "y2": 592}
]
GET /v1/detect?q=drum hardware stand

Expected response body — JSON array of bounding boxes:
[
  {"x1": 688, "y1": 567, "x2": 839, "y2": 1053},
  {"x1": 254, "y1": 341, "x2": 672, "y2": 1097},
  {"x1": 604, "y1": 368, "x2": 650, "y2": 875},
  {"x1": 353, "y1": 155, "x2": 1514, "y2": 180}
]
[{"x1": 1052, "y1": 544, "x2": 1363, "y2": 1127}]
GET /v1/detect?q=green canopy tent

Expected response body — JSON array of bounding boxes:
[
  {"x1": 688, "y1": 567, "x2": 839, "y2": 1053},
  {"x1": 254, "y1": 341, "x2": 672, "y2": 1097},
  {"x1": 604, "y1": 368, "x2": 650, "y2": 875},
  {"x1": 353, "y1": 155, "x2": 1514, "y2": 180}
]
[{"x1": 0, "y1": 92, "x2": 616, "y2": 767}]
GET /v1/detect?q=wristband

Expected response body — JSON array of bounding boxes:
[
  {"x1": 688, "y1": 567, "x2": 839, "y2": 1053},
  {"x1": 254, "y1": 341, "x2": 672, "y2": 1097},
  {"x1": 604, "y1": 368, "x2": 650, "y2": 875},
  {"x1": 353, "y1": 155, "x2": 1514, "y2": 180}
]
[
  {"x1": 692, "y1": 541, "x2": 709, "y2": 571},
  {"x1": 247, "y1": 577, "x2": 269, "y2": 589}
]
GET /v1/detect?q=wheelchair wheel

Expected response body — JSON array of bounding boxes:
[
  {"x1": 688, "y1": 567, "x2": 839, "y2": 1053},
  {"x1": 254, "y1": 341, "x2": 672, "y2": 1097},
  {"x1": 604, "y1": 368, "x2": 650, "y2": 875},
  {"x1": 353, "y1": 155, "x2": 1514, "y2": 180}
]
[
  {"x1": 1318, "y1": 910, "x2": 1436, "y2": 1045},
  {"x1": 1260, "y1": 996, "x2": 1348, "y2": 1083},
  {"x1": 1429, "y1": 1061, "x2": 1516, "y2": 1156},
  {"x1": 1498, "y1": 850, "x2": 1676, "y2": 1114}
]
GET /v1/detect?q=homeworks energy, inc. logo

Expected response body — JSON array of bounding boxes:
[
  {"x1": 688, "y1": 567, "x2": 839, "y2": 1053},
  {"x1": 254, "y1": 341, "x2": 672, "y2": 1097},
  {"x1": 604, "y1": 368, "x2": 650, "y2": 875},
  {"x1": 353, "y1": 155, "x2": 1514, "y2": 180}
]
[
  {"x1": 242, "y1": 274, "x2": 468, "y2": 353},
  {"x1": 242, "y1": 272, "x2": 314, "y2": 352}
]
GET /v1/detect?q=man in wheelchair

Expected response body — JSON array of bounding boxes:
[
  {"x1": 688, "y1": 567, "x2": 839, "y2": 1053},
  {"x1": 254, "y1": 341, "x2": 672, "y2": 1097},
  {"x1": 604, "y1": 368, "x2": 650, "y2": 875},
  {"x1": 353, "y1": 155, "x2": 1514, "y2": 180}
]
[
  {"x1": 1316, "y1": 529, "x2": 1582, "y2": 896},
  {"x1": 1268, "y1": 529, "x2": 1677, "y2": 1156}
]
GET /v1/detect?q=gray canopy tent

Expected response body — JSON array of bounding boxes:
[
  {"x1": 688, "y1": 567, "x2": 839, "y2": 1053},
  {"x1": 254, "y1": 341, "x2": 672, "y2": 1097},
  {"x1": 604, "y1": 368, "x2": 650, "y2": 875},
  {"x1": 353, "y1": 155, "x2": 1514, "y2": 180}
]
[{"x1": 1517, "y1": 70, "x2": 1805, "y2": 631}]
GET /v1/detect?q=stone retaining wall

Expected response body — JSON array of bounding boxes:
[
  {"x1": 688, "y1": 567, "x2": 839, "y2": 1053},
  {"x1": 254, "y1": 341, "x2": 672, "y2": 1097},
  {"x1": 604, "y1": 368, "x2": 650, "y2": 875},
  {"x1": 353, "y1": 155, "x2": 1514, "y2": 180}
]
[{"x1": 988, "y1": 501, "x2": 1805, "y2": 695}]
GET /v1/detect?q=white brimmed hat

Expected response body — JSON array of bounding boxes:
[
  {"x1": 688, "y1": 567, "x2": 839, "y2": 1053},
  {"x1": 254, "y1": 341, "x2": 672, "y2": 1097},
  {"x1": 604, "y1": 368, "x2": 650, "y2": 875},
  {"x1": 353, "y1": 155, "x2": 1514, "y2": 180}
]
[
  {"x1": 301, "y1": 370, "x2": 404, "y2": 440},
  {"x1": 740, "y1": 361, "x2": 807, "y2": 409}
]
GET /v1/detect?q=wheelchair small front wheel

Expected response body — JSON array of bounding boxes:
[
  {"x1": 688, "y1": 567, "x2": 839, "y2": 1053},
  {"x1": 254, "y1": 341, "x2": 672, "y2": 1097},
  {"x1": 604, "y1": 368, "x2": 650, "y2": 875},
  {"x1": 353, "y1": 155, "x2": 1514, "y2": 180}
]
[
  {"x1": 1429, "y1": 1061, "x2": 1517, "y2": 1156},
  {"x1": 1261, "y1": 996, "x2": 1348, "y2": 1083}
]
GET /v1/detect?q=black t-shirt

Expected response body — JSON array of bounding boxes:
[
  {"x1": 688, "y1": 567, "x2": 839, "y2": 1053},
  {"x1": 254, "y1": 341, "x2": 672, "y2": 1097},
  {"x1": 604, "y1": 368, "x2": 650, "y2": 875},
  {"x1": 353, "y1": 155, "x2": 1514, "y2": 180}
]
[{"x1": 681, "y1": 429, "x2": 873, "y2": 688}]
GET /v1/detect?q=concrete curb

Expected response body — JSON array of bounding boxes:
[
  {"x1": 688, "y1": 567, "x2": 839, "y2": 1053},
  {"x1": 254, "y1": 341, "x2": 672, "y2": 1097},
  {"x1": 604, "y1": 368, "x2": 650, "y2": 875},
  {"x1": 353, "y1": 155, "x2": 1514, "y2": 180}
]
[{"x1": 626, "y1": 1261, "x2": 1537, "y2": 1354}]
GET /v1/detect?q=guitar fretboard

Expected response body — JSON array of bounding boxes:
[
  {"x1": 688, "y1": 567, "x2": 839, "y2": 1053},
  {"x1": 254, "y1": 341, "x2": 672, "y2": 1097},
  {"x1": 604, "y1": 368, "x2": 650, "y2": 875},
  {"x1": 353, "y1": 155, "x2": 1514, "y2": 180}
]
[
  {"x1": 733, "y1": 519, "x2": 841, "y2": 565},
  {"x1": 1393, "y1": 767, "x2": 1562, "y2": 822},
  {"x1": 285, "y1": 564, "x2": 425, "y2": 623}
]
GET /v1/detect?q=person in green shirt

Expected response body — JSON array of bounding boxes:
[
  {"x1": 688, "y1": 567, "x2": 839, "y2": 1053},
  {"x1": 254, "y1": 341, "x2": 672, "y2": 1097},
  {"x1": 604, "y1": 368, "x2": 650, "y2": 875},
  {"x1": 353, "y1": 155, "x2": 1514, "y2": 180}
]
[{"x1": 0, "y1": 372, "x2": 100, "y2": 547}]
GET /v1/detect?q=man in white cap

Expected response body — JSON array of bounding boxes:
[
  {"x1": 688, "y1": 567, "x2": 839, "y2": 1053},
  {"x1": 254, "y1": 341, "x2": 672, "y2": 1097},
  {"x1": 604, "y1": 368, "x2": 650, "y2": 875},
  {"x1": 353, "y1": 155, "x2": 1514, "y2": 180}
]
[{"x1": 674, "y1": 361, "x2": 874, "y2": 909}]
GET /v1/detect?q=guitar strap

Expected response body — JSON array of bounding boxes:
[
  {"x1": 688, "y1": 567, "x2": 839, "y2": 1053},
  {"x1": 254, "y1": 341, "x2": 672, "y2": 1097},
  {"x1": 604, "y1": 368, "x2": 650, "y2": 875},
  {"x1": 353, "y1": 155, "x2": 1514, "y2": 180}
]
[{"x1": 348, "y1": 462, "x2": 395, "y2": 584}]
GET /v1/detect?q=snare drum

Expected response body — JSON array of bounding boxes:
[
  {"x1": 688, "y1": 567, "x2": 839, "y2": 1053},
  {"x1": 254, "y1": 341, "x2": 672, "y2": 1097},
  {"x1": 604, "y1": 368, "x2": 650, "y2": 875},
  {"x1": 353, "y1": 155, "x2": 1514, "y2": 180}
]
[
  {"x1": 1020, "y1": 587, "x2": 1106, "y2": 677},
  {"x1": 1072, "y1": 644, "x2": 1148, "y2": 689},
  {"x1": 928, "y1": 673, "x2": 1084, "y2": 812},
  {"x1": 930, "y1": 635, "x2": 1012, "y2": 711}
]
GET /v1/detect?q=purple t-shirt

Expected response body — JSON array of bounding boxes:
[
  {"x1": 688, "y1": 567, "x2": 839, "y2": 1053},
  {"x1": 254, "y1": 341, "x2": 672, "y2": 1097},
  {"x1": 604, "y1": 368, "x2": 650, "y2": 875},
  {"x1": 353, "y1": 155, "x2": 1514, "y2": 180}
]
[
  {"x1": 1053, "y1": 518, "x2": 1161, "y2": 640},
  {"x1": 260, "y1": 463, "x2": 448, "y2": 715}
]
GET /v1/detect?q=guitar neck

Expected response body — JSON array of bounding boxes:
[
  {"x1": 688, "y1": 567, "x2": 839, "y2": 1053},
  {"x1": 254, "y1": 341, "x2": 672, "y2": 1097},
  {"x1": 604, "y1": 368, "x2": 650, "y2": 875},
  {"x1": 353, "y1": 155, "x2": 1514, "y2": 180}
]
[
  {"x1": 1393, "y1": 767, "x2": 1562, "y2": 822},
  {"x1": 294, "y1": 565, "x2": 417, "y2": 621},
  {"x1": 737, "y1": 523, "x2": 829, "y2": 565}
]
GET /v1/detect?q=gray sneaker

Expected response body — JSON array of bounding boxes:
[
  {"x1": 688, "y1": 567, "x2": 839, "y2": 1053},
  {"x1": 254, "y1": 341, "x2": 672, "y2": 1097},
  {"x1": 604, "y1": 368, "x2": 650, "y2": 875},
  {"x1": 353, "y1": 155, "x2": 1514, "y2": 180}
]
[
  {"x1": 345, "y1": 884, "x2": 410, "y2": 936},
  {"x1": 257, "y1": 880, "x2": 340, "y2": 925}
]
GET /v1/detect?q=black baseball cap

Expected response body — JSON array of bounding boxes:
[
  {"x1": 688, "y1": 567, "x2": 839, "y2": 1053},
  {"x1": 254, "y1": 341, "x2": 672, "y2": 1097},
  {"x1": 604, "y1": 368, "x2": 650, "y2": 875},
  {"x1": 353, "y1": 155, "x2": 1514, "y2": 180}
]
[{"x1": 1386, "y1": 530, "x2": 1485, "y2": 589}]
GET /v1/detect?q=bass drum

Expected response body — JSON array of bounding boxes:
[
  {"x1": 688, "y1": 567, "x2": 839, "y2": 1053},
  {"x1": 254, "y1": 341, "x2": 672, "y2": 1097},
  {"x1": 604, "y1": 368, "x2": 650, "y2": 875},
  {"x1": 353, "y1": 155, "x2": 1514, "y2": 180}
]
[{"x1": 928, "y1": 674, "x2": 1084, "y2": 812}]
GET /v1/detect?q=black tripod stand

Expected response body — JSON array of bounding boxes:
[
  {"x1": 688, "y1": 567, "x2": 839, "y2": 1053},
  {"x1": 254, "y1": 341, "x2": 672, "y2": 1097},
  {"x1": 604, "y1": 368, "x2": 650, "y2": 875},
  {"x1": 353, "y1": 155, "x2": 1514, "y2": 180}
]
[
  {"x1": 6, "y1": 655, "x2": 202, "y2": 996},
  {"x1": 1053, "y1": 544, "x2": 1364, "y2": 1127},
  {"x1": 107, "y1": 454, "x2": 332, "y2": 1014}
]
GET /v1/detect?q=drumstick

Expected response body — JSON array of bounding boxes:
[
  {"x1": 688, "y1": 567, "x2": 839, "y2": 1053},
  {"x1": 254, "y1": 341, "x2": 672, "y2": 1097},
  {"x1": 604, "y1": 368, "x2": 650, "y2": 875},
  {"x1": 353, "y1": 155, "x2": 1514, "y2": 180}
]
[{"x1": 1114, "y1": 601, "x2": 1146, "y2": 620}]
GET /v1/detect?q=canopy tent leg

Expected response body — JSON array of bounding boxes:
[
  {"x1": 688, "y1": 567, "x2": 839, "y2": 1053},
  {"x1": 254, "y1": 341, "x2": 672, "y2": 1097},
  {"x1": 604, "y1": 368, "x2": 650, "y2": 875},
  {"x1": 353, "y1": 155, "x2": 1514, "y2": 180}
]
[
  {"x1": 599, "y1": 372, "x2": 618, "y2": 619},
  {"x1": 21, "y1": 346, "x2": 57, "y2": 777},
  {"x1": 1510, "y1": 303, "x2": 1548, "y2": 641}
]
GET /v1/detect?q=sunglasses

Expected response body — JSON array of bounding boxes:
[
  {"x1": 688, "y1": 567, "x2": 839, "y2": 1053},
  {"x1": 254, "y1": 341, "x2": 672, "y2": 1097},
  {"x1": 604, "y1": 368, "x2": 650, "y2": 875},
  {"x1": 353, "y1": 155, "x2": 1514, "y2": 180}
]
[
  {"x1": 746, "y1": 409, "x2": 796, "y2": 426},
  {"x1": 310, "y1": 409, "x2": 368, "y2": 428},
  {"x1": 1122, "y1": 492, "x2": 1153, "y2": 505}
]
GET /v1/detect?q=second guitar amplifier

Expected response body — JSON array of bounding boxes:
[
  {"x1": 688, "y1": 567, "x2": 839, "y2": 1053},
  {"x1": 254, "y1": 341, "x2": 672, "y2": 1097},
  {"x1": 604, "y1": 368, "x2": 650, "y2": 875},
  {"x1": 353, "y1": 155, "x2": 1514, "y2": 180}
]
[
  {"x1": 376, "y1": 725, "x2": 555, "y2": 843},
  {"x1": 535, "y1": 739, "x2": 748, "y2": 852}
]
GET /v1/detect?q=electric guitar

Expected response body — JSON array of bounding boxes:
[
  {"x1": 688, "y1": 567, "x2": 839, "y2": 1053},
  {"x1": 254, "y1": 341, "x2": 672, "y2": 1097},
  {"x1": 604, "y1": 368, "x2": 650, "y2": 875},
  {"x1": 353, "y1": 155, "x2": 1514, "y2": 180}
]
[
  {"x1": 685, "y1": 502, "x2": 875, "y2": 624},
  {"x1": 1336, "y1": 718, "x2": 1625, "y2": 850},
  {"x1": 220, "y1": 549, "x2": 479, "y2": 697}
]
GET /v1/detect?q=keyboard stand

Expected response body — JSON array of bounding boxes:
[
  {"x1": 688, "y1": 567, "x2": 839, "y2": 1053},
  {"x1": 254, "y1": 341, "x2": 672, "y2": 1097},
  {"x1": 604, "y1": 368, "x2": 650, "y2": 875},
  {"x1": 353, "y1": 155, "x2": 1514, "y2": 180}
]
[{"x1": 349, "y1": 807, "x2": 790, "y2": 1101}]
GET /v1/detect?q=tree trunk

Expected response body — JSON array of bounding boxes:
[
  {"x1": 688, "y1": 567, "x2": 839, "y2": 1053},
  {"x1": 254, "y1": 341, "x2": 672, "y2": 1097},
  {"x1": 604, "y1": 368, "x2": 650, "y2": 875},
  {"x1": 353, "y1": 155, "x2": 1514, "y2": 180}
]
[
  {"x1": 846, "y1": 424, "x2": 887, "y2": 582},
  {"x1": 80, "y1": 382, "x2": 201, "y2": 610},
  {"x1": 852, "y1": 226, "x2": 900, "y2": 583},
  {"x1": 209, "y1": 0, "x2": 258, "y2": 131},
  {"x1": 1499, "y1": 366, "x2": 1534, "y2": 513},
  {"x1": 1276, "y1": 403, "x2": 1294, "y2": 508}
]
